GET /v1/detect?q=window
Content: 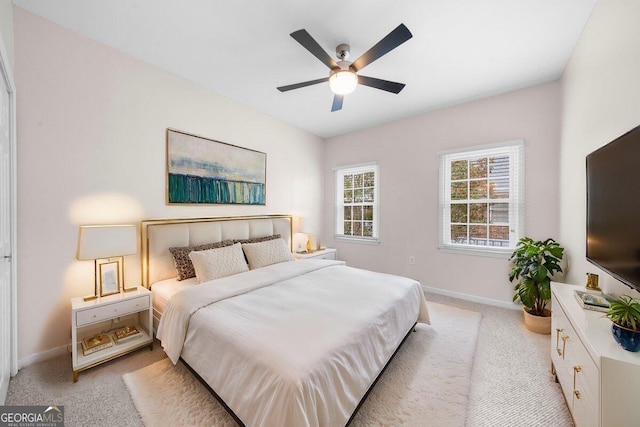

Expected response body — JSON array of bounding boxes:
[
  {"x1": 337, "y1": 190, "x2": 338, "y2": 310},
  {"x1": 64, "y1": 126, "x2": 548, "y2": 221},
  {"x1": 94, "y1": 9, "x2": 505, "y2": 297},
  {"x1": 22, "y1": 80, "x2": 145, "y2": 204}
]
[
  {"x1": 335, "y1": 163, "x2": 379, "y2": 243},
  {"x1": 439, "y1": 140, "x2": 524, "y2": 257}
]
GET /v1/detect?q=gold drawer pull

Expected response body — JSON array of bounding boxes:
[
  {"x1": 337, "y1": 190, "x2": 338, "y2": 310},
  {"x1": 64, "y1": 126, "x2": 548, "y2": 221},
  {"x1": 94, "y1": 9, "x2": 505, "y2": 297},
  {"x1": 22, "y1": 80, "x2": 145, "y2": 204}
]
[
  {"x1": 558, "y1": 335, "x2": 569, "y2": 359},
  {"x1": 573, "y1": 365, "x2": 582, "y2": 399},
  {"x1": 555, "y1": 328, "x2": 565, "y2": 356}
]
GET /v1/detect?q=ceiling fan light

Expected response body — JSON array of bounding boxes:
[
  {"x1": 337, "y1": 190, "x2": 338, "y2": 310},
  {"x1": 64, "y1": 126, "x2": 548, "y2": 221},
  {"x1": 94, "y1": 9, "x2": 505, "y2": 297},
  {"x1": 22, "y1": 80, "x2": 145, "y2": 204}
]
[{"x1": 329, "y1": 70, "x2": 358, "y2": 95}]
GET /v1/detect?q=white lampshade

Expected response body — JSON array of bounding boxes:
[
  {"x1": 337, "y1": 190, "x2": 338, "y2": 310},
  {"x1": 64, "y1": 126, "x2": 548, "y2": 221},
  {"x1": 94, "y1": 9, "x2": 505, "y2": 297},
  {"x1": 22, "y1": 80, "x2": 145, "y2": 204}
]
[
  {"x1": 76, "y1": 225, "x2": 137, "y2": 260},
  {"x1": 329, "y1": 70, "x2": 358, "y2": 95}
]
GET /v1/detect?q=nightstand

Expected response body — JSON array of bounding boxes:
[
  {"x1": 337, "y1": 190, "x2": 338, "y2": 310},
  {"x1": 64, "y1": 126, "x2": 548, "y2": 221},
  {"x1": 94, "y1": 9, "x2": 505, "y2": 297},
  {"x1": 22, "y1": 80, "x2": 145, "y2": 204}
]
[
  {"x1": 71, "y1": 286, "x2": 153, "y2": 382},
  {"x1": 294, "y1": 247, "x2": 337, "y2": 260}
]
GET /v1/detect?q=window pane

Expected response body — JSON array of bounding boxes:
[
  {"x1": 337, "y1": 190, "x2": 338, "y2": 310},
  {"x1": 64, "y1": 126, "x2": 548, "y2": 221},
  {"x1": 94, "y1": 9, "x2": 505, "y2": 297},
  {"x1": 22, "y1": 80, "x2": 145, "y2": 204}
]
[
  {"x1": 344, "y1": 174, "x2": 353, "y2": 189},
  {"x1": 354, "y1": 188, "x2": 364, "y2": 203},
  {"x1": 451, "y1": 225, "x2": 468, "y2": 243},
  {"x1": 343, "y1": 190, "x2": 353, "y2": 203},
  {"x1": 451, "y1": 182, "x2": 467, "y2": 200},
  {"x1": 344, "y1": 206, "x2": 352, "y2": 220},
  {"x1": 489, "y1": 178, "x2": 509, "y2": 199},
  {"x1": 353, "y1": 173, "x2": 363, "y2": 188},
  {"x1": 353, "y1": 206, "x2": 363, "y2": 220},
  {"x1": 489, "y1": 203, "x2": 509, "y2": 224},
  {"x1": 489, "y1": 225, "x2": 509, "y2": 239},
  {"x1": 364, "y1": 187, "x2": 374, "y2": 202},
  {"x1": 363, "y1": 172, "x2": 375, "y2": 187},
  {"x1": 363, "y1": 205, "x2": 373, "y2": 221},
  {"x1": 470, "y1": 225, "x2": 487, "y2": 239},
  {"x1": 469, "y1": 158, "x2": 487, "y2": 179},
  {"x1": 451, "y1": 203, "x2": 468, "y2": 223},
  {"x1": 343, "y1": 221, "x2": 352, "y2": 235},
  {"x1": 363, "y1": 222, "x2": 373, "y2": 237},
  {"x1": 353, "y1": 221, "x2": 362, "y2": 236},
  {"x1": 451, "y1": 160, "x2": 468, "y2": 180},
  {"x1": 469, "y1": 203, "x2": 487, "y2": 223},
  {"x1": 489, "y1": 155, "x2": 509, "y2": 178},
  {"x1": 470, "y1": 180, "x2": 487, "y2": 199}
]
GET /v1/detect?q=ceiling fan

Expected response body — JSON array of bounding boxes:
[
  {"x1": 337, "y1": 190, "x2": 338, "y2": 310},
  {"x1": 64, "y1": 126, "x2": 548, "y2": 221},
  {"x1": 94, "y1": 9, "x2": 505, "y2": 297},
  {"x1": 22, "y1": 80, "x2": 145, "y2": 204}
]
[{"x1": 277, "y1": 24, "x2": 413, "y2": 112}]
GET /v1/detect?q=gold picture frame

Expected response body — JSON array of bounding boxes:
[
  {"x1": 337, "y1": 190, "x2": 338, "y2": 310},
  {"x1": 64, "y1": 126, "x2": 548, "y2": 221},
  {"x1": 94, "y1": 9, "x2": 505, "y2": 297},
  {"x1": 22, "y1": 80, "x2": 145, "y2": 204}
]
[{"x1": 97, "y1": 257, "x2": 123, "y2": 297}]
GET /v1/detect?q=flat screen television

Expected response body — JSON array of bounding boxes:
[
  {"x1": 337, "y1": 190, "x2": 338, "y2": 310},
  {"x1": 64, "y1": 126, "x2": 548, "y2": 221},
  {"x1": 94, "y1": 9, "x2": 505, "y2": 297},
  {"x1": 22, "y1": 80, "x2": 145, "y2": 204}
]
[{"x1": 586, "y1": 124, "x2": 640, "y2": 293}]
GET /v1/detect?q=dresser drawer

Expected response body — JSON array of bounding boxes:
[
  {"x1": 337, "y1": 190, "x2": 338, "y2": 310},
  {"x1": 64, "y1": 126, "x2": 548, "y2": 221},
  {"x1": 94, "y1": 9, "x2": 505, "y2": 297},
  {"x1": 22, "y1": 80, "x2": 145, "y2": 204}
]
[{"x1": 76, "y1": 295, "x2": 150, "y2": 326}]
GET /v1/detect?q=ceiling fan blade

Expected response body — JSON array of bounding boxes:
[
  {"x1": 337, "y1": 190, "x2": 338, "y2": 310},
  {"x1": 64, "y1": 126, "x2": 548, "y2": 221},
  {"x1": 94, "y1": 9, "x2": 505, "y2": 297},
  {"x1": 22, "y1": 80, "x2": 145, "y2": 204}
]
[
  {"x1": 277, "y1": 77, "x2": 329, "y2": 92},
  {"x1": 350, "y1": 24, "x2": 413, "y2": 72},
  {"x1": 290, "y1": 29, "x2": 339, "y2": 70},
  {"x1": 357, "y1": 75, "x2": 406, "y2": 94},
  {"x1": 331, "y1": 94, "x2": 344, "y2": 112}
]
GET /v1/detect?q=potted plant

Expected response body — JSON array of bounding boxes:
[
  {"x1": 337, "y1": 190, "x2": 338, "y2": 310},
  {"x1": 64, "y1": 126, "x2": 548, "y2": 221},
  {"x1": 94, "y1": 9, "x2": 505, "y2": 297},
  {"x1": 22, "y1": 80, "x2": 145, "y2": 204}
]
[
  {"x1": 605, "y1": 295, "x2": 640, "y2": 352},
  {"x1": 508, "y1": 237, "x2": 564, "y2": 334}
]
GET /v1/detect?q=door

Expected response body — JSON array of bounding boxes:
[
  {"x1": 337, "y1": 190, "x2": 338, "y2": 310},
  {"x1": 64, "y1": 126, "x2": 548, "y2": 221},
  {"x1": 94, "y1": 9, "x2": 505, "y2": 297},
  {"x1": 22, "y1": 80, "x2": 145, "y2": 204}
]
[{"x1": 0, "y1": 39, "x2": 15, "y2": 404}]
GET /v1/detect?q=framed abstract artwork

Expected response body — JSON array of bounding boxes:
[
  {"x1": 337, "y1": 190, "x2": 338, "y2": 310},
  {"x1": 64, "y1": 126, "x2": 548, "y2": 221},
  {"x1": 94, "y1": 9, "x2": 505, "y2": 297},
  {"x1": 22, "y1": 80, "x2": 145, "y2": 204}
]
[{"x1": 166, "y1": 129, "x2": 266, "y2": 205}]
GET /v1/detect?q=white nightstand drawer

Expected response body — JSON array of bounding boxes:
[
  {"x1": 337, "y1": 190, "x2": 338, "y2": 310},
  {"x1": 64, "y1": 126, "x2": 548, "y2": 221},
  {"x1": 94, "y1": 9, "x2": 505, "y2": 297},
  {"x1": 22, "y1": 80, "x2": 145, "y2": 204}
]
[{"x1": 76, "y1": 295, "x2": 150, "y2": 326}]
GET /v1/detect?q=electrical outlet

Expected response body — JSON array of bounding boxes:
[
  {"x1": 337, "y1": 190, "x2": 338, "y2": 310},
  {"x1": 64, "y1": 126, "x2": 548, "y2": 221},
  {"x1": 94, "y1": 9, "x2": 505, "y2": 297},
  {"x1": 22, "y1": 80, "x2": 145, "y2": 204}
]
[{"x1": 409, "y1": 256, "x2": 415, "y2": 265}]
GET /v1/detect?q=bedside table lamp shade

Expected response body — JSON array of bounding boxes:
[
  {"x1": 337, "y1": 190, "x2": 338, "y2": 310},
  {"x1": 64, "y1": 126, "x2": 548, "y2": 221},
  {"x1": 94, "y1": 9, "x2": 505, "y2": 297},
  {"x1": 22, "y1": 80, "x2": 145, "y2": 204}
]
[
  {"x1": 76, "y1": 225, "x2": 137, "y2": 300},
  {"x1": 76, "y1": 225, "x2": 137, "y2": 260}
]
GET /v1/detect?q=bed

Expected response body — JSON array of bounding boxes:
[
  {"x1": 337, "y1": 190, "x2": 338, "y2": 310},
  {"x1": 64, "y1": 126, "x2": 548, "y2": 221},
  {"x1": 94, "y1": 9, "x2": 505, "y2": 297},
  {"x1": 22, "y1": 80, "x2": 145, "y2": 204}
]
[{"x1": 141, "y1": 215, "x2": 430, "y2": 427}]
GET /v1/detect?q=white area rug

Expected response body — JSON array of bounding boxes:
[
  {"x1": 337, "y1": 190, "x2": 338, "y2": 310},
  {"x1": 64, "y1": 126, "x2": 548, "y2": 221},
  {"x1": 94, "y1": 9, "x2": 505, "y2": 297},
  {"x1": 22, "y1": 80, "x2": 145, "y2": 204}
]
[{"x1": 123, "y1": 302, "x2": 481, "y2": 427}]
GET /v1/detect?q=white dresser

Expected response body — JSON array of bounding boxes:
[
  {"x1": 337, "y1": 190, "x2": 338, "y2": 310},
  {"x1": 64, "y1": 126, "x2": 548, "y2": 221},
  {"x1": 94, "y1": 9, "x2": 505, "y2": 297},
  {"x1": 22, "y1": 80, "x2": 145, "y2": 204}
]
[{"x1": 551, "y1": 283, "x2": 640, "y2": 427}]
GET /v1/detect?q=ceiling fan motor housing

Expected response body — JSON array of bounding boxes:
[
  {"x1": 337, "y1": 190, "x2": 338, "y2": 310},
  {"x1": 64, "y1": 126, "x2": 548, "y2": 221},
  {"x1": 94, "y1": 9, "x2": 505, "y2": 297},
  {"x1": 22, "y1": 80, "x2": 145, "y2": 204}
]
[{"x1": 336, "y1": 44, "x2": 350, "y2": 61}]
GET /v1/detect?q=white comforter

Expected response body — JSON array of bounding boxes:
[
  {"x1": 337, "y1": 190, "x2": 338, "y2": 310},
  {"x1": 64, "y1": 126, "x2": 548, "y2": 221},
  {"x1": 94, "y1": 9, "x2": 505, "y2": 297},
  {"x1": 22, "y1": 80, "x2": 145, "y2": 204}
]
[{"x1": 157, "y1": 259, "x2": 430, "y2": 427}]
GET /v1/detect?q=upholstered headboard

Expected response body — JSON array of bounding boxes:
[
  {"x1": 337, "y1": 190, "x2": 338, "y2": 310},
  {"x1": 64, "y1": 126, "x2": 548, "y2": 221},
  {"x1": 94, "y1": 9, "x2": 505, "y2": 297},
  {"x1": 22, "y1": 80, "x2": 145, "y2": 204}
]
[{"x1": 140, "y1": 215, "x2": 292, "y2": 288}]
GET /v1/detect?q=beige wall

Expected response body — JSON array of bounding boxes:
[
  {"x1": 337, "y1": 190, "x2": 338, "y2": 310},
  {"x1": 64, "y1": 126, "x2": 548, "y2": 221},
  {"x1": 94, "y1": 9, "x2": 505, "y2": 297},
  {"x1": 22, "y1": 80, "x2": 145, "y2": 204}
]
[
  {"x1": 324, "y1": 81, "x2": 562, "y2": 305},
  {"x1": 14, "y1": 8, "x2": 324, "y2": 363},
  {"x1": 560, "y1": 0, "x2": 640, "y2": 297},
  {"x1": 0, "y1": 0, "x2": 13, "y2": 69}
]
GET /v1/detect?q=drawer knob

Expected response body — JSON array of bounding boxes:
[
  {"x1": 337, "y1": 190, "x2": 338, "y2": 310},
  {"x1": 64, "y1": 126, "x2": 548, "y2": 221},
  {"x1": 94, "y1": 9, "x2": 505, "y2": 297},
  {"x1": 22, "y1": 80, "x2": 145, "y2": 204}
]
[
  {"x1": 574, "y1": 365, "x2": 582, "y2": 373},
  {"x1": 574, "y1": 390, "x2": 581, "y2": 399}
]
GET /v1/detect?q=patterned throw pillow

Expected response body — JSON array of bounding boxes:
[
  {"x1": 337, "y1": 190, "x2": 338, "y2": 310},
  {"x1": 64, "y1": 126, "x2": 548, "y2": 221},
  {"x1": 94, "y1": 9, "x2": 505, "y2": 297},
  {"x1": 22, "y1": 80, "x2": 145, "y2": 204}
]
[
  {"x1": 232, "y1": 234, "x2": 281, "y2": 245},
  {"x1": 188, "y1": 243, "x2": 249, "y2": 283},
  {"x1": 169, "y1": 239, "x2": 234, "y2": 281}
]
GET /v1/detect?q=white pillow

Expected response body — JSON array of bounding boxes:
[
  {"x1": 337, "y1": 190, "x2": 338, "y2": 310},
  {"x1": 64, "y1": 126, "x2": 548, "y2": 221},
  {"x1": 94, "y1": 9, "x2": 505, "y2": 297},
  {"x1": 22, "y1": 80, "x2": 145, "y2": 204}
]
[
  {"x1": 241, "y1": 238, "x2": 294, "y2": 269},
  {"x1": 188, "y1": 243, "x2": 249, "y2": 283}
]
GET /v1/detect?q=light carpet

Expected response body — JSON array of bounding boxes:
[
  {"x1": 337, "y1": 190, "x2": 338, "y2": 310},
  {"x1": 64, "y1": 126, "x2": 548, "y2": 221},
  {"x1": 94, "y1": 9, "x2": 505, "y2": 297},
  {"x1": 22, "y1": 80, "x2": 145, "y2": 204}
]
[{"x1": 123, "y1": 302, "x2": 481, "y2": 427}]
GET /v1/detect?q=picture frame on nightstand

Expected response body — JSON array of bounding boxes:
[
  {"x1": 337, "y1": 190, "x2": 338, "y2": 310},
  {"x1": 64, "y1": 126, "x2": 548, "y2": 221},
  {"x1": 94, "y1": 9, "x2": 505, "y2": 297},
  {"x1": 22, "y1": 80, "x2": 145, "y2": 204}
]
[{"x1": 97, "y1": 257, "x2": 122, "y2": 297}]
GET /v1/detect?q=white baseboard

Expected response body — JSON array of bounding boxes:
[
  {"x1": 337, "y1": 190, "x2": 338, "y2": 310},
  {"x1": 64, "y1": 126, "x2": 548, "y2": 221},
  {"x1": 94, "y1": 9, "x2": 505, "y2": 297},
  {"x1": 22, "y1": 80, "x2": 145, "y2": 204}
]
[
  {"x1": 18, "y1": 344, "x2": 69, "y2": 370},
  {"x1": 422, "y1": 285, "x2": 521, "y2": 311}
]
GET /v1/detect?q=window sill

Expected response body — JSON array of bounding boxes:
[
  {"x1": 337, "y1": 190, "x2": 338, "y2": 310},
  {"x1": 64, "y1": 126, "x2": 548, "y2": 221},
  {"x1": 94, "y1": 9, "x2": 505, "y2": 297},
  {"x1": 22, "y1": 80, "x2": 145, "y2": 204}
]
[
  {"x1": 438, "y1": 244, "x2": 512, "y2": 259},
  {"x1": 335, "y1": 236, "x2": 380, "y2": 245}
]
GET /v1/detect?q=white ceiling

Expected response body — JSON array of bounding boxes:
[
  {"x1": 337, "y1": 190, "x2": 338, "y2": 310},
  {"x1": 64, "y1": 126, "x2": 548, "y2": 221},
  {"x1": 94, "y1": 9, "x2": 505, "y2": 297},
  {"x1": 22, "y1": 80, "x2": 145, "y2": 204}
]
[{"x1": 13, "y1": 0, "x2": 597, "y2": 139}]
